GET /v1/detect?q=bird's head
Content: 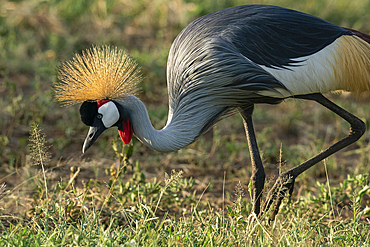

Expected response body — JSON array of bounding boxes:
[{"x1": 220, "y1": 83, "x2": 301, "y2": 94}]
[
  {"x1": 54, "y1": 46, "x2": 141, "y2": 153},
  {"x1": 79, "y1": 99, "x2": 133, "y2": 153}
]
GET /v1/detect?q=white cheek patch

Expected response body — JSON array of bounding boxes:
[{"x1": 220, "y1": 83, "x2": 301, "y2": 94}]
[{"x1": 98, "y1": 101, "x2": 120, "y2": 128}]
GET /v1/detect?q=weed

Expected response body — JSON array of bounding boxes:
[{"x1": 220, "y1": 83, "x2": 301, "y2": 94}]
[{"x1": 28, "y1": 122, "x2": 51, "y2": 232}]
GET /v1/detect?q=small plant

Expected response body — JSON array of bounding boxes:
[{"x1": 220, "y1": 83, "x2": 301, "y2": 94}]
[
  {"x1": 28, "y1": 123, "x2": 50, "y2": 166},
  {"x1": 233, "y1": 181, "x2": 246, "y2": 215},
  {"x1": 155, "y1": 170, "x2": 184, "y2": 214},
  {"x1": 28, "y1": 122, "x2": 50, "y2": 196},
  {"x1": 108, "y1": 138, "x2": 196, "y2": 216},
  {"x1": 28, "y1": 122, "x2": 51, "y2": 232},
  {"x1": 313, "y1": 174, "x2": 370, "y2": 214}
]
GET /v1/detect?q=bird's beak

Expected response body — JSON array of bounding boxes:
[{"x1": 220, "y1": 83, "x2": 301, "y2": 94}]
[{"x1": 82, "y1": 126, "x2": 106, "y2": 153}]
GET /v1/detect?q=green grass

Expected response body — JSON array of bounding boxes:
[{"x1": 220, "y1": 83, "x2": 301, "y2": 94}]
[
  {"x1": 1, "y1": 138, "x2": 370, "y2": 246},
  {"x1": 1, "y1": 0, "x2": 370, "y2": 245}
]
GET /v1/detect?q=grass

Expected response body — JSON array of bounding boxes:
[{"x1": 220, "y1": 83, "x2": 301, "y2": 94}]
[
  {"x1": 1, "y1": 139, "x2": 369, "y2": 246},
  {"x1": 1, "y1": 0, "x2": 370, "y2": 245}
]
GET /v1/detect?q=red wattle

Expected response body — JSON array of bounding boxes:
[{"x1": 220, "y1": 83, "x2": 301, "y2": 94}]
[
  {"x1": 97, "y1": 100, "x2": 110, "y2": 108},
  {"x1": 119, "y1": 119, "x2": 133, "y2": 144}
]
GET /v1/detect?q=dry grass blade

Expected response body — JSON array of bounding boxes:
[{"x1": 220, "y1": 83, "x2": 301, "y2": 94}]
[{"x1": 0, "y1": 183, "x2": 6, "y2": 201}]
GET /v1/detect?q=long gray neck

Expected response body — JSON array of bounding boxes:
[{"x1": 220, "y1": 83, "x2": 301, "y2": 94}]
[{"x1": 118, "y1": 96, "x2": 202, "y2": 152}]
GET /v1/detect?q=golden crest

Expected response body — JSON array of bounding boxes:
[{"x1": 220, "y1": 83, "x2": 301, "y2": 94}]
[{"x1": 54, "y1": 46, "x2": 141, "y2": 105}]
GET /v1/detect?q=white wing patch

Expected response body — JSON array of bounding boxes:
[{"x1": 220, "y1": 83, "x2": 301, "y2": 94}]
[
  {"x1": 258, "y1": 38, "x2": 342, "y2": 97},
  {"x1": 98, "y1": 101, "x2": 120, "y2": 128}
]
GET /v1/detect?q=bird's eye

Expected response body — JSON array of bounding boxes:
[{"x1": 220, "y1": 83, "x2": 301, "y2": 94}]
[{"x1": 97, "y1": 114, "x2": 103, "y2": 119}]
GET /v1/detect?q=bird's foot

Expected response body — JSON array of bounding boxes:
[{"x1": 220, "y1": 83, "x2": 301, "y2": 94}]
[{"x1": 260, "y1": 172, "x2": 295, "y2": 222}]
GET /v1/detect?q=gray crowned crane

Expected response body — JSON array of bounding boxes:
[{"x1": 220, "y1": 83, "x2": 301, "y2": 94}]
[{"x1": 54, "y1": 5, "x2": 370, "y2": 220}]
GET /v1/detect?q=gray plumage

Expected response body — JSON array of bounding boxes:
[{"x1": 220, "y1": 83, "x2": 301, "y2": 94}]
[{"x1": 73, "y1": 5, "x2": 368, "y2": 219}]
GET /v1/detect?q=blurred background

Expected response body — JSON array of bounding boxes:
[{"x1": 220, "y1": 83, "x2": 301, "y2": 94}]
[{"x1": 1, "y1": 0, "x2": 369, "y2": 218}]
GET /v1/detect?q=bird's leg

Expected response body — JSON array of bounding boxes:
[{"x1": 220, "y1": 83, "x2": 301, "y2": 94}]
[
  {"x1": 263, "y1": 93, "x2": 366, "y2": 222},
  {"x1": 239, "y1": 105, "x2": 266, "y2": 216}
]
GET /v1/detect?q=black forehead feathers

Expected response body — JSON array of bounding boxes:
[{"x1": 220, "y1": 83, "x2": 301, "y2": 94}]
[{"x1": 80, "y1": 101, "x2": 98, "y2": 126}]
